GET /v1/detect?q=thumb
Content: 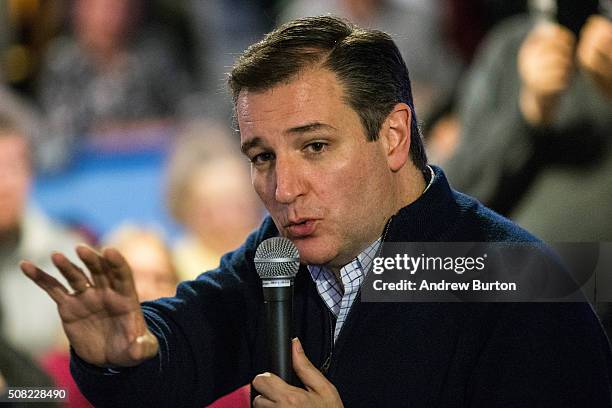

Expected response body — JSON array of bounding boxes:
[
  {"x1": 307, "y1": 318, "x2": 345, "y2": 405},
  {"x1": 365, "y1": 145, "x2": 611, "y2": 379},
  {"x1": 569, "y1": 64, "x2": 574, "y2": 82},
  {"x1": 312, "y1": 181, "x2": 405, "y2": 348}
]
[
  {"x1": 292, "y1": 337, "x2": 328, "y2": 392},
  {"x1": 124, "y1": 330, "x2": 159, "y2": 366}
]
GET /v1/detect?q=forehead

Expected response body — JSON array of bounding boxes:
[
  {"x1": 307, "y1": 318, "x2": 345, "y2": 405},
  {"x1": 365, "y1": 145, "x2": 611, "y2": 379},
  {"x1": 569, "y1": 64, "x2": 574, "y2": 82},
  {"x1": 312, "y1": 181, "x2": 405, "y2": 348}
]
[{"x1": 236, "y1": 68, "x2": 352, "y2": 139}]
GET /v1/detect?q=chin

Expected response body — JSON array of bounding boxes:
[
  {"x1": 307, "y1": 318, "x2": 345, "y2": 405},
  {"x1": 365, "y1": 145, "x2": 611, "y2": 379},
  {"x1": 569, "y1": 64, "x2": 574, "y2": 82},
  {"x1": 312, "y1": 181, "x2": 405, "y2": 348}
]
[{"x1": 292, "y1": 237, "x2": 337, "y2": 266}]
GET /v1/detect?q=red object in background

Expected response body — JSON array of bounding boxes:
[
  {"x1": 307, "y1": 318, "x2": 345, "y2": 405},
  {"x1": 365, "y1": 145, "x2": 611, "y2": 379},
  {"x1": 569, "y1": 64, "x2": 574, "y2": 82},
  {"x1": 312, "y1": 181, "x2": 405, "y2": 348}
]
[
  {"x1": 444, "y1": 0, "x2": 528, "y2": 64},
  {"x1": 444, "y1": 0, "x2": 488, "y2": 64},
  {"x1": 39, "y1": 350, "x2": 93, "y2": 408},
  {"x1": 207, "y1": 385, "x2": 251, "y2": 408},
  {"x1": 40, "y1": 349, "x2": 250, "y2": 407}
]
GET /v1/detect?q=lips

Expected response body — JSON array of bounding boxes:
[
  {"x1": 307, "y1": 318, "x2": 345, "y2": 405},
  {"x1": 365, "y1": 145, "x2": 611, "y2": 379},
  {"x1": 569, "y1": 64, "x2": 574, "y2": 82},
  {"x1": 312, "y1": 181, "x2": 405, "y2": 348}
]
[{"x1": 285, "y1": 219, "x2": 318, "y2": 238}]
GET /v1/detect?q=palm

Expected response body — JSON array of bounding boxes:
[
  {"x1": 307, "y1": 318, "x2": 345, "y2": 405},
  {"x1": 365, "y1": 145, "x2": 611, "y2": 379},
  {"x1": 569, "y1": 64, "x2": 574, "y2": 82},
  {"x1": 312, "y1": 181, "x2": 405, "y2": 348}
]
[{"x1": 21, "y1": 245, "x2": 158, "y2": 367}]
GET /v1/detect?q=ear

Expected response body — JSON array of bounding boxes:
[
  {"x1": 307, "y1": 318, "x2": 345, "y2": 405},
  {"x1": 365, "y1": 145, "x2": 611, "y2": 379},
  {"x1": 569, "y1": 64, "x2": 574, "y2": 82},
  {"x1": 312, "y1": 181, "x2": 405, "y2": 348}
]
[{"x1": 380, "y1": 103, "x2": 411, "y2": 172}]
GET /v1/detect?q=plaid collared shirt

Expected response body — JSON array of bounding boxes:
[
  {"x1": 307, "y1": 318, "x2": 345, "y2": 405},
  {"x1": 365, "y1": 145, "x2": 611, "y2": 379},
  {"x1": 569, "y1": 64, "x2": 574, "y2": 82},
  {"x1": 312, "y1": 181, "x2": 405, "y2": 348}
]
[
  {"x1": 307, "y1": 238, "x2": 381, "y2": 343},
  {"x1": 306, "y1": 166, "x2": 435, "y2": 343}
]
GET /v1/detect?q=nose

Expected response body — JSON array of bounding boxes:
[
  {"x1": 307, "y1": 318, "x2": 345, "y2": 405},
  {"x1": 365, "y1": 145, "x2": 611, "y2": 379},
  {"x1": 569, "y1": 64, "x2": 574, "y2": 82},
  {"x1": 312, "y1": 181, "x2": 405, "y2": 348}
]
[{"x1": 274, "y1": 156, "x2": 305, "y2": 204}]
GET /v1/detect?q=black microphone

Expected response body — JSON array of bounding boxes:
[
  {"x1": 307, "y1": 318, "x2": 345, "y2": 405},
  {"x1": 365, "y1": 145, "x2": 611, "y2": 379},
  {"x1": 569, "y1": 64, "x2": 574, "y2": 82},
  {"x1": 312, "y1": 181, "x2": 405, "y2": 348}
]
[{"x1": 254, "y1": 237, "x2": 300, "y2": 383}]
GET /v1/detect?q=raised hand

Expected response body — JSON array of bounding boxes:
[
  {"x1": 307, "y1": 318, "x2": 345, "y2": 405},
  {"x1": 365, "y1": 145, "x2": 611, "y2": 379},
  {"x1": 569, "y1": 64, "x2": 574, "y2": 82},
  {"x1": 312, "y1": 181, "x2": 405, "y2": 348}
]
[
  {"x1": 518, "y1": 22, "x2": 576, "y2": 126},
  {"x1": 20, "y1": 245, "x2": 159, "y2": 367},
  {"x1": 577, "y1": 15, "x2": 612, "y2": 99}
]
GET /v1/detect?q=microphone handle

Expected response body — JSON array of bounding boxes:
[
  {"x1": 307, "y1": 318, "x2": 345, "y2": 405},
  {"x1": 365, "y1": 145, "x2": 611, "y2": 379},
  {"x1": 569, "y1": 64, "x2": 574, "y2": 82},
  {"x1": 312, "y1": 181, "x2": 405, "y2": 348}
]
[{"x1": 263, "y1": 284, "x2": 294, "y2": 383}]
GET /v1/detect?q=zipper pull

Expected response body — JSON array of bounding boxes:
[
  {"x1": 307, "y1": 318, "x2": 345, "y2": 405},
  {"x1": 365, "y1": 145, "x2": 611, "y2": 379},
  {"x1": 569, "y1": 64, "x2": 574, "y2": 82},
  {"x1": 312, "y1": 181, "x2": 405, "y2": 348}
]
[{"x1": 320, "y1": 354, "x2": 332, "y2": 374}]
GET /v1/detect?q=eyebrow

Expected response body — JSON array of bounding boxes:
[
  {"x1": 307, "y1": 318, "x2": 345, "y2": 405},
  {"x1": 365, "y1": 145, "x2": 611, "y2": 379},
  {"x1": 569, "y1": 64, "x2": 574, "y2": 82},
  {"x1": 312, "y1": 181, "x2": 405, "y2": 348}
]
[
  {"x1": 241, "y1": 137, "x2": 263, "y2": 155},
  {"x1": 241, "y1": 122, "x2": 336, "y2": 155},
  {"x1": 286, "y1": 122, "x2": 336, "y2": 135}
]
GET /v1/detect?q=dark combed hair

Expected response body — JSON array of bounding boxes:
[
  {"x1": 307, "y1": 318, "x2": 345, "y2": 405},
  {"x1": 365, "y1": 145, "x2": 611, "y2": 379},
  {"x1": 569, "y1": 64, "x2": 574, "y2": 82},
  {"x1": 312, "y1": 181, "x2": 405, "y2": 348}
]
[{"x1": 228, "y1": 15, "x2": 427, "y2": 170}]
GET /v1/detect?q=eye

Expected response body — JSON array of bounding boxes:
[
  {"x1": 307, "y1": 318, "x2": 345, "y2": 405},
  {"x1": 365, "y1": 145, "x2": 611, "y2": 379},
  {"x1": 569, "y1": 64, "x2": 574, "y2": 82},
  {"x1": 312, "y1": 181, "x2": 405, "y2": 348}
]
[
  {"x1": 250, "y1": 152, "x2": 275, "y2": 166},
  {"x1": 305, "y1": 142, "x2": 327, "y2": 154}
]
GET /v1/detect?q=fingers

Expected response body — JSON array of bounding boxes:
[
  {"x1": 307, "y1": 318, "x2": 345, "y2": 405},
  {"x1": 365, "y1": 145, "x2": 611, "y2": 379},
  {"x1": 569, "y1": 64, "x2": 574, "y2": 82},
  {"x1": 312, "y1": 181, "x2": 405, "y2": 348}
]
[
  {"x1": 577, "y1": 15, "x2": 612, "y2": 97},
  {"x1": 20, "y1": 260, "x2": 70, "y2": 304},
  {"x1": 518, "y1": 22, "x2": 578, "y2": 125},
  {"x1": 76, "y1": 245, "x2": 137, "y2": 296},
  {"x1": 76, "y1": 244, "x2": 110, "y2": 288},
  {"x1": 252, "y1": 395, "x2": 275, "y2": 408},
  {"x1": 252, "y1": 372, "x2": 308, "y2": 407},
  {"x1": 525, "y1": 22, "x2": 576, "y2": 57},
  {"x1": 24, "y1": 245, "x2": 137, "y2": 301},
  {"x1": 252, "y1": 341, "x2": 343, "y2": 407},
  {"x1": 51, "y1": 251, "x2": 92, "y2": 293},
  {"x1": 519, "y1": 22, "x2": 576, "y2": 97},
  {"x1": 578, "y1": 16, "x2": 612, "y2": 67},
  {"x1": 292, "y1": 338, "x2": 331, "y2": 393},
  {"x1": 579, "y1": 16, "x2": 612, "y2": 50},
  {"x1": 102, "y1": 247, "x2": 137, "y2": 296},
  {"x1": 252, "y1": 372, "x2": 284, "y2": 402},
  {"x1": 537, "y1": 21, "x2": 576, "y2": 43}
]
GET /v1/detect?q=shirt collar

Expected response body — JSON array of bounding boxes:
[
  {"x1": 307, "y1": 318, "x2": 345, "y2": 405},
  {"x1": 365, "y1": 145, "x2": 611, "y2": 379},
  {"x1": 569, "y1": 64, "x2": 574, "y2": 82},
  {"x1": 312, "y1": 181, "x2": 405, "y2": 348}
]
[
  {"x1": 423, "y1": 164, "x2": 435, "y2": 194},
  {"x1": 307, "y1": 237, "x2": 381, "y2": 283},
  {"x1": 352, "y1": 237, "x2": 381, "y2": 279}
]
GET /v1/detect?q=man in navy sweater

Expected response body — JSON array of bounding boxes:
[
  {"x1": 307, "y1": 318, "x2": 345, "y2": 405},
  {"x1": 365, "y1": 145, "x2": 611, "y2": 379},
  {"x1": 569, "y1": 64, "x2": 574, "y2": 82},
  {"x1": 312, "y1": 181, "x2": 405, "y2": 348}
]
[{"x1": 21, "y1": 16, "x2": 611, "y2": 407}]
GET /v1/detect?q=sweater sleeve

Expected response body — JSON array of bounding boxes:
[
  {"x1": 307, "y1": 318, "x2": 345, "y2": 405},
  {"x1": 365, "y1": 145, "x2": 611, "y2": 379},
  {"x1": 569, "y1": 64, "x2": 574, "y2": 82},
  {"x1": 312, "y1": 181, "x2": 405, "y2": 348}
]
[{"x1": 70, "y1": 229, "x2": 268, "y2": 408}]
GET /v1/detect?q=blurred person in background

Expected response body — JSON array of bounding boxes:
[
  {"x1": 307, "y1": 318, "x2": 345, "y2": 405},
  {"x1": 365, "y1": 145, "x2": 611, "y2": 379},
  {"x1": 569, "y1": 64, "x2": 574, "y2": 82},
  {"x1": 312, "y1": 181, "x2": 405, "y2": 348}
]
[
  {"x1": 102, "y1": 224, "x2": 178, "y2": 302},
  {"x1": 37, "y1": 0, "x2": 192, "y2": 168},
  {"x1": 443, "y1": 0, "x2": 612, "y2": 240},
  {"x1": 440, "y1": 0, "x2": 612, "y2": 338},
  {"x1": 280, "y1": 0, "x2": 462, "y2": 116},
  {"x1": 0, "y1": 84, "x2": 51, "y2": 171},
  {"x1": 166, "y1": 120, "x2": 264, "y2": 281},
  {"x1": 422, "y1": 0, "x2": 529, "y2": 164},
  {"x1": 0, "y1": 335, "x2": 60, "y2": 408},
  {"x1": 184, "y1": 0, "x2": 275, "y2": 118},
  {"x1": 0, "y1": 110, "x2": 85, "y2": 357}
]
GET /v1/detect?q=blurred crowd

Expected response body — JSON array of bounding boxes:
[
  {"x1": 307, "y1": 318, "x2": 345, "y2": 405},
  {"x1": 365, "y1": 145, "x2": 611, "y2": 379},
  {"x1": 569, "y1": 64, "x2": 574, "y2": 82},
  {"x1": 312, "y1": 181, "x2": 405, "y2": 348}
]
[{"x1": 0, "y1": 0, "x2": 610, "y2": 406}]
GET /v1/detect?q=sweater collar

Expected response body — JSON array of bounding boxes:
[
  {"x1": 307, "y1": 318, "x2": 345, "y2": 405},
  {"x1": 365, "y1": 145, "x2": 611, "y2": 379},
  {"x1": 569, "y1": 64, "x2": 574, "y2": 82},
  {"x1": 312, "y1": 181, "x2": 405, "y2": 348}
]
[{"x1": 385, "y1": 165, "x2": 460, "y2": 242}]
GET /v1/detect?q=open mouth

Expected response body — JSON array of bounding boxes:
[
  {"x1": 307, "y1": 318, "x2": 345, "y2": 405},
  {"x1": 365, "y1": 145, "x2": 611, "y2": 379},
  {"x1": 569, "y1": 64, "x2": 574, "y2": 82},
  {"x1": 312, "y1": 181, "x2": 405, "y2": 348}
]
[{"x1": 286, "y1": 219, "x2": 317, "y2": 238}]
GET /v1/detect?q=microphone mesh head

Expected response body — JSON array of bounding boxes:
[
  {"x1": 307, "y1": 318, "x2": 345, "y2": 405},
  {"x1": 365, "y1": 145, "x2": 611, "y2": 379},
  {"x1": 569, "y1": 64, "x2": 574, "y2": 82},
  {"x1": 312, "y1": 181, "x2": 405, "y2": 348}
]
[{"x1": 254, "y1": 237, "x2": 300, "y2": 279}]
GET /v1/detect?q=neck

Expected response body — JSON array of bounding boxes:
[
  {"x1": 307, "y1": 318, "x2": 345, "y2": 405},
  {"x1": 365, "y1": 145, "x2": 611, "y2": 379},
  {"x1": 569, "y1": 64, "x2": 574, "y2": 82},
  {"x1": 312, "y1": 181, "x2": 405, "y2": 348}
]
[
  {"x1": 326, "y1": 162, "x2": 427, "y2": 283},
  {"x1": 327, "y1": 164, "x2": 427, "y2": 278},
  {"x1": 394, "y1": 163, "x2": 427, "y2": 212}
]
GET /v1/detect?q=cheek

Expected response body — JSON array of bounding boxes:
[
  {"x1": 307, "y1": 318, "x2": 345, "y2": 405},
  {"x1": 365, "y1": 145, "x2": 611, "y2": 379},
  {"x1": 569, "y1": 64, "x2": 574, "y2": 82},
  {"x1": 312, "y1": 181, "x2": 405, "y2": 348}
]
[
  {"x1": 252, "y1": 174, "x2": 276, "y2": 210},
  {"x1": 328, "y1": 157, "x2": 387, "y2": 217},
  {"x1": 326, "y1": 160, "x2": 370, "y2": 199}
]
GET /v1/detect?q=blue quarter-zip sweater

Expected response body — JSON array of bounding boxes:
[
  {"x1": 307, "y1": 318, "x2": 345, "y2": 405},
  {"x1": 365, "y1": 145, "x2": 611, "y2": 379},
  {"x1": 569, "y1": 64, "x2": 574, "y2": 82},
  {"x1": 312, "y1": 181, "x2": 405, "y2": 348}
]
[{"x1": 71, "y1": 167, "x2": 612, "y2": 407}]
